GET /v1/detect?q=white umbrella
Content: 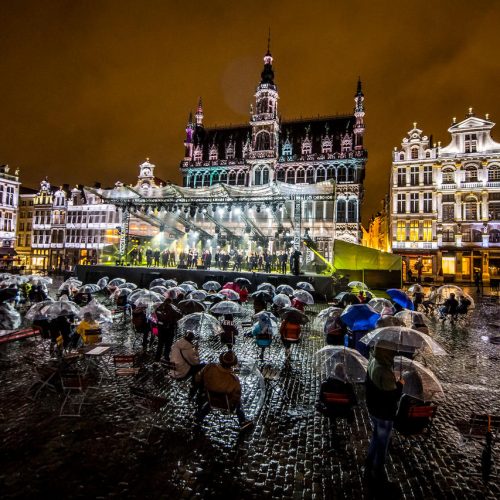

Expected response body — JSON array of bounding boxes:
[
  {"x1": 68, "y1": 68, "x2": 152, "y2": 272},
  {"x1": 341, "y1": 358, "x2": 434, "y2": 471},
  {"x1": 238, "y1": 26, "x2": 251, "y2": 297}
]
[
  {"x1": 210, "y1": 301, "x2": 243, "y2": 316},
  {"x1": 314, "y1": 346, "x2": 368, "y2": 383},
  {"x1": 202, "y1": 281, "x2": 221, "y2": 291},
  {"x1": 292, "y1": 289, "x2": 314, "y2": 305},
  {"x1": 272, "y1": 293, "x2": 291, "y2": 307},
  {"x1": 393, "y1": 356, "x2": 444, "y2": 401},
  {"x1": 296, "y1": 282, "x2": 315, "y2": 292},
  {"x1": 79, "y1": 299, "x2": 113, "y2": 324},
  {"x1": 348, "y1": 281, "x2": 369, "y2": 290},
  {"x1": 177, "y1": 312, "x2": 223, "y2": 337}
]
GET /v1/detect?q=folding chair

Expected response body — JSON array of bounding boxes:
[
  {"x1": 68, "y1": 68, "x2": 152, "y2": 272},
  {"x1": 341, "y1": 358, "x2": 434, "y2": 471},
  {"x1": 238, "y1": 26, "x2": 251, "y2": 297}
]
[
  {"x1": 113, "y1": 354, "x2": 140, "y2": 377},
  {"x1": 130, "y1": 386, "x2": 169, "y2": 443},
  {"x1": 59, "y1": 372, "x2": 92, "y2": 417},
  {"x1": 25, "y1": 361, "x2": 59, "y2": 400},
  {"x1": 205, "y1": 390, "x2": 237, "y2": 423}
]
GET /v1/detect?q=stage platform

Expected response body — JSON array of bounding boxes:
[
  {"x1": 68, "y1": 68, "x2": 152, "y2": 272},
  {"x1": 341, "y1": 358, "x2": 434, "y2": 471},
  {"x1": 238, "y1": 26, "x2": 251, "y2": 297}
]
[{"x1": 75, "y1": 264, "x2": 337, "y2": 300}]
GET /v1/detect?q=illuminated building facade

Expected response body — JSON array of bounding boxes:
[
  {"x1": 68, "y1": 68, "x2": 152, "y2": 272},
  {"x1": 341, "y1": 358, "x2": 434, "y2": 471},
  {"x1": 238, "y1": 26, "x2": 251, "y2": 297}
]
[
  {"x1": 30, "y1": 179, "x2": 120, "y2": 271},
  {"x1": 390, "y1": 110, "x2": 500, "y2": 282},
  {"x1": 179, "y1": 45, "x2": 367, "y2": 248},
  {"x1": 0, "y1": 165, "x2": 20, "y2": 268},
  {"x1": 15, "y1": 186, "x2": 37, "y2": 270}
]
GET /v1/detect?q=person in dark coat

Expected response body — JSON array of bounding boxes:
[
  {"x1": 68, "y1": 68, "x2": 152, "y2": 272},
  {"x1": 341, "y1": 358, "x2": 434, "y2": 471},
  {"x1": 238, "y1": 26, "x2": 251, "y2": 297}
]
[
  {"x1": 154, "y1": 298, "x2": 183, "y2": 361},
  {"x1": 364, "y1": 342, "x2": 402, "y2": 486}
]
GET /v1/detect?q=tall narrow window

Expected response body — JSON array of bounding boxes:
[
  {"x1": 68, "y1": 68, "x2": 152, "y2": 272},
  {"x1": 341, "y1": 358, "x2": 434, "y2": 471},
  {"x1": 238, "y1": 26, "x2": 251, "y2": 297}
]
[
  {"x1": 464, "y1": 166, "x2": 478, "y2": 182},
  {"x1": 423, "y1": 192, "x2": 432, "y2": 213},
  {"x1": 397, "y1": 167, "x2": 406, "y2": 186},
  {"x1": 347, "y1": 200, "x2": 357, "y2": 222},
  {"x1": 423, "y1": 166, "x2": 432, "y2": 185},
  {"x1": 410, "y1": 193, "x2": 419, "y2": 213},
  {"x1": 410, "y1": 167, "x2": 419, "y2": 186},
  {"x1": 396, "y1": 221, "x2": 406, "y2": 241},
  {"x1": 337, "y1": 200, "x2": 346, "y2": 222},
  {"x1": 411, "y1": 147, "x2": 419, "y2": 159},
  {"x1": 409, "y1": 220, "x2": 419, "y2": 241},
  {"x1": 397, "y1": 194, "x2": 406, "y2": 214},
  {"x1": 423, "y1": 220, "x2": 432, "y2": 241},
  {"x1": 442, "y1": 169, "x2": 455, "y2": 184}
]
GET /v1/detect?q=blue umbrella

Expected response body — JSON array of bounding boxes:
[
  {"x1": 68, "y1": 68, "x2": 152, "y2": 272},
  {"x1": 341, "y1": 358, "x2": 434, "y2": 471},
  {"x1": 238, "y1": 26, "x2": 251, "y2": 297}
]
[
  {"x1": 340, "y1": 304, "x2": 380, "y2": 331},
  {"x1": 386, "y1": 289, "x2": 414, "y2": 311}
]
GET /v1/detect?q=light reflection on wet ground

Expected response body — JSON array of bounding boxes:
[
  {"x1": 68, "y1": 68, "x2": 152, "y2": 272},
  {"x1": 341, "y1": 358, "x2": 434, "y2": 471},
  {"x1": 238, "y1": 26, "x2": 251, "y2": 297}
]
[{"x1": 0, "y1": 286, "x2": 499, "y2": 499}]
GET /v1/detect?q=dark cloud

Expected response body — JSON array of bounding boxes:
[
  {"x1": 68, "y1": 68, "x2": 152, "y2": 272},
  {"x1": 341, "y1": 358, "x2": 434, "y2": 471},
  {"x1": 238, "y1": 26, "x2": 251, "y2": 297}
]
[{"x1": 0, "y1": 0, "x2": 499, "y2": 221}]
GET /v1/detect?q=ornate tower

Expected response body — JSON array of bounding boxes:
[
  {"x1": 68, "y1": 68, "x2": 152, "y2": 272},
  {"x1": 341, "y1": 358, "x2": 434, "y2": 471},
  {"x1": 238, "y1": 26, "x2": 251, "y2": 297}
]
[
  {"x1": 353, "y1": 78, "x2": 365, "y2": 151},
  {"x1": 195, "y1": 97, "x2": 204, "y2": 127},
  {"x1": 184, "y1": 112, "x2": 194, "y2": 159},
  {"x1": 249, "y1": 36, "x2": 280, "y2": 185}
]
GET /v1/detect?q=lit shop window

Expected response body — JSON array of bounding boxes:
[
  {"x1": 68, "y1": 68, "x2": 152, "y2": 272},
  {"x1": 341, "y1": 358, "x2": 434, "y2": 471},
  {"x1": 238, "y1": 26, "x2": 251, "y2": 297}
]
[
  {"x1": 423, "y1": 220, "x2": 432, "y2": 241},
  {"x1": 442, "y1": 256, "x2": 456, "y2": 275},
  {"x1": 396, "y1": 221, "x2": 406, "y2": 241},
  {"x1": 409, "y1": 220, "x2": 419, "y2": 241}
]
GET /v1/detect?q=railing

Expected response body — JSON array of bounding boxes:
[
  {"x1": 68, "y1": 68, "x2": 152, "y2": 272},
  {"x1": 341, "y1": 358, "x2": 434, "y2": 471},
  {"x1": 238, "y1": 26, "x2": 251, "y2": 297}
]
[
  {"x1": 461, "y1": 181, "x2": 482, "y2": 189},
  {"x1": 441, "y1": 184, "x2": 456, "y2": 190}
]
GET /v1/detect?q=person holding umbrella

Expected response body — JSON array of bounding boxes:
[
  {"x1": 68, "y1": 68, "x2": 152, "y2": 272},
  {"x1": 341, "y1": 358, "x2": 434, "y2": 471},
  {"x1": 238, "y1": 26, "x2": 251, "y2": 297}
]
[
  {"x1": 220, "y1": 313, "x2": 239, "y2": 349},
  {"x1": 364, "y1": 341, "x2": 403, "y2": 487},
  {"x1": 154, "y1": 297, "x2": 183, "y2": 362}
]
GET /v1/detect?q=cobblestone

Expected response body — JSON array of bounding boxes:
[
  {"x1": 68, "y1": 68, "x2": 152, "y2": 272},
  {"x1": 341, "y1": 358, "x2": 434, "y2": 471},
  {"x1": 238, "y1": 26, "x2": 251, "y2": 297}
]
[{"x1": 0, "y1": 289, "x2": 499, "y2": 498}]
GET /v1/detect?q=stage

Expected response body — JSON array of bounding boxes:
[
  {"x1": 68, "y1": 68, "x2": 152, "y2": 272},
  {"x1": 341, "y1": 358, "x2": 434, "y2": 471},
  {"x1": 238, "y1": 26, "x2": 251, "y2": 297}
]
[{"x1": 75, "y1": 264, "x2": 338, "y2": 300}]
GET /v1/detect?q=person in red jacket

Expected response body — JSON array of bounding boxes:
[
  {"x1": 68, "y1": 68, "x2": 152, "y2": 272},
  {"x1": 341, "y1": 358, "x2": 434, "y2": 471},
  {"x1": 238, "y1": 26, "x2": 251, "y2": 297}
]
[
  {"x1": 239, "y1": 286, "x2": 249, "y2": 304},
  {"x1": 291, "y1": 297, "x2": 305, "y2": 311}
]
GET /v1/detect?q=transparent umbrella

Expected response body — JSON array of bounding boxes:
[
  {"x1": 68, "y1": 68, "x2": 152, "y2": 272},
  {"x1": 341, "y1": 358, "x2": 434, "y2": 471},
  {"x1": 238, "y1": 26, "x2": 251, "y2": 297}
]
[
  {"x1": 276, "y1": 284, "x2": 294, "y2": 296},
  {"x1": 393, "y1": 356, "x2": 445, "y2": 401},
  {"x1": 108, "y1": 278, "x2": 126, "y2": 287},
  {"x1": 234, "y1": 277, "x2": 252, "y2": 287},
  {"x1": 79, "y1": 284, "x2": 101, "y2": 294},
  {"x1": 296, "y1": 282, "x2": 315, "y2": 292},
  {"x1": 165, "y1": 286, "x2": 187, "y2": 299},
  {"x1": 204, "y1": 293, "x2": 226, "y2": 303},
  {"x1": 112, "y1": 287, "x2": 133, "y2": 301},
  {"x1": 250, "y1": 290, "x2": 273, "y2": 303},
  {"x1": 150, "y1": 285, "x2": 168, "y2": 295},
  {"x1": 96, "y1": 277, "x2": 109, "y2": 289},
  {"x1": 292, "y1": 289, "x2": 314, "y2": 305},
  {"x1": 314, "y1": 306, "x2": 343, "y2": 330},
  {"x1": 129, "y1": 290, "x2": 163, "y2": 307},
  {"x1": 39, "y1": 300, "x2": 81, "y2": 320},
  {"x1": 182, "y1": 281, "x2": 198, "y2": 289},
  {"x1": 164, "y1": 279, "x2": 178, "y2": 288},
  {"x1": 202, "y1": 281, "x2": 221, "y2": 291},
  {"x1": 149, "y1": 278, "x2": 166, "y2": 288},
  {"x1": 189, "y1": 290, "x2": 208, "y2": 301},
  {"x1": 369, "y1": 298, "x2": 396, "y2": 315},
  {"x1": 258, "y1": 282, "x2": 276, "y2": 294},
  {"x1": 177, "y1": 312, "x2": 223, "y2": 338},
  {"x1": 394, "y1": 310, "x2": 432, "y2": 330},
  {"x1": 252, "y1": 311, "x2": 279, "y2": 335},
  {"x1": 435, "y1": 285, "x2": 475, "y2": 308},
  {"x1": 58, "y1": 280, "x2": 81, "y2": 292},
  {"x1": 314, "y1": 346, "x2": 368, "y2": 383},
  {"x1": 210, "y1": 301, "x2": 243, "y2": 316},
  {"x1": 118, "y1": 282, "x2": 137, "y2": 290},
  {"x1": 27, "y1": 275, "x2": 53, "y2": 286},
  {"x1": 348, "y1": 280, "x2": 369, "y2": 290},
  {"x1": 219, "y1": 289, "x2": 240, "y2": 301},
  {"x1": 359, "y1": 326, "x2": 447, "y2": 356},
  {"x1": 408, "y1": 284, "x2": 424, "y2": 294},
  {"x1": 79, "y1": 299, "x2": 113, "y2": 324},
  {"x1": 25, "y1": 299, "x2": 55, "y2": 321},
  {"x1": 272, "y1": 293, "x2": 291, "y2": 308},
  {"x1": 179, "y1": 283, "x2": 196, "y2": 294},
  {"x1": 279, "y1": 307, "x2": 309, "y2": 324}
]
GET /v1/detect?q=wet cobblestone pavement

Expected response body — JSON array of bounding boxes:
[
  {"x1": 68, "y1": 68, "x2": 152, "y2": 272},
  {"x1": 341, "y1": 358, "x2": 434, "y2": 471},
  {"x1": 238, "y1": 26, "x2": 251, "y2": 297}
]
[{"x1": 0, "y1": 289, "x2": 499, "y2": 499}]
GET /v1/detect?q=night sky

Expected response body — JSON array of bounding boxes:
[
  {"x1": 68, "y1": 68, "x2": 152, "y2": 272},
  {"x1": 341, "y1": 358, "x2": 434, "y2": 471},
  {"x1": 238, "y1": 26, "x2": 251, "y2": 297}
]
[{"x1": 1, "y1": 0, "x2": 499, "y2": 223}]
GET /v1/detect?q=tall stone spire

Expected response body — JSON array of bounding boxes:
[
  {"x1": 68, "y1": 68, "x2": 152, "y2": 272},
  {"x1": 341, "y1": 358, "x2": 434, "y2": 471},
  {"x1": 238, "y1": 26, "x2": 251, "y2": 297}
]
[
  {"x1": 195, "y1": 97, "x2": 204, "y2": 126},
  {"x1": 354, "y1": 78, "x2": 365, "y2": 150}
]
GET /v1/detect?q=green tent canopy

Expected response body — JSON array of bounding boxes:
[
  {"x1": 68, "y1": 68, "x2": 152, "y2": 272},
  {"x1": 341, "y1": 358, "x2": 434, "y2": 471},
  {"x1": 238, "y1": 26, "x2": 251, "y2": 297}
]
[{"x1": 333, "y1": 240, "x2": 401, "y2": 272}]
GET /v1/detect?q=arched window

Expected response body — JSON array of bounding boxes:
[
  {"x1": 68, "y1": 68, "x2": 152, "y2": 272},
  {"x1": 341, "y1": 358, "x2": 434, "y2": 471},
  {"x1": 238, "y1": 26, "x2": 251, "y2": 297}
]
[
  {"x1": 399, "y1": 152, "x2": 405, "y2": 161},
  {"x1": 228, "y1": 171, "x2": 237, "y2": 185},
  {"x1": 282, "y1": 141, "x2": 293, "y2": 157},
  {"x1": 296, "y1": 168, "x2": 305, "y2": 184},
  {"x1": 464, "y1": 165, "x2": 478, "y2": 182},
  {"x1": 302, "y1": 139, "x2": 312, "y2": 155},
  {"x1": 195, "y1": 175, "x2": 203, "y2": 188},
  {"x1": 442, "y1": 168, "x2": 455, "y2": 184},
  {"x1": 306, "y1": 168, "x2": 314, "y2": 184},
  {"x1": 472, "y1": 229, "x2": 483, "y2": 242},
  {"x1": 276, "y1": 169, "x2": 285, "y2": 182},
  {"x1": 347, "y1": 199, "x2": 357, "y2": 222},
  {"x1": 464, "y1": 195, "x2": 478, "y2": 220},
  {"x1": 337, "y1": 167, "x2": 347, "y2": 182},
  {"x1": 257, "y1": 98, "x2": 269, "y2": 114},
  {"x1": 336, "y1": 199, "x2": 346, "y2": 222},
  {"x1": 211, "y1": 172, "x2": 220, "y2": 185},
  {"x1": 209, "y1": 145, "x2": 218, "y2": 161},
  {"x1": 411, "y1": 147, "x2": 419, "y2": 159},
  {"x1": 254, "y1": 167, "x2": 262, "y2": 186},
  {"x1": 237, "y1": 171, "x2": 246, "y2": 185},
  {"x1": 316, "y1": 168, "x2": 326, "y2": 182},
  {"x1": 262, "y1": 167, "x2": 269, "y2": 184},
  {"x1": 189, "y1": 176, "x2": 195, "y2": 188},
  {"x1": 219, "y1": 171, "x2": 228, "y2": 184},
  {"x1": 346, "y1": 167, "x2": 355, "y2": 182},
  {"x1": 425, "y1": 150, "x2": 431, "y2": 158},
  {"x1": 286, "y1": 169, "x2": 295, "y2": 184},
  {"x1": 488, "y1": 165, "x2": 500, "y2": 181},
  {"x1": 194, "y1": 146, "x2": 203, "y2": 162},
  {"x1": 204, "y1": 174, "x2": 211, "y2": 186},
  {"x1": 327, "y1": 167, "x2": 335, "y2": 180},
  {"x1": 490, "y1": 229, "x2": 500, "y2": 243},
  {"x1": 255, "y1": 131, "x2": 271, "y2": 151}
]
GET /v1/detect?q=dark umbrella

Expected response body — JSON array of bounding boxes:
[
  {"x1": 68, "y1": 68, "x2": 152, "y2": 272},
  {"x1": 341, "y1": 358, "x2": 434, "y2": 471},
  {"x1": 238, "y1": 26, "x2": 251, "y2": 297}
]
[
  {"x1": 177, "y1": 299, "x2": 206, "y2": 315},
  {"x1": 335, "y1": 292, "x2": 360, "y2": 306},
  {"x1": 279, "y1": 306, "x2": 309, "y2": 324},
  {"x1": 251, "y1": 290, "x2": 273, "y2": 303},
  {"x1": 234, "y1": 277, "x2": 251, "y2": 287}
]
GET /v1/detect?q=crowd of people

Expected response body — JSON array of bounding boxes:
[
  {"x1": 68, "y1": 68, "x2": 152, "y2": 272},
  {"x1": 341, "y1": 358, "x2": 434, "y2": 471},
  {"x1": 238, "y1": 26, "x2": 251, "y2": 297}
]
[
  {"x1": 0, "y1": 272, "x2": 464, "y2": 489},
  {"x1": 126, "y1": 246, "x2": 300, "y2": 274}
]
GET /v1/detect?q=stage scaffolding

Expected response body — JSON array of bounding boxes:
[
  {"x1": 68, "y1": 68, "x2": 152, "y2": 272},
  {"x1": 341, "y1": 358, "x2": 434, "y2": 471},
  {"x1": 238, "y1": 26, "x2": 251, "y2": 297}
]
[{"x1": 90, "y1": 181, "x2": 336, "y2": 268}]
